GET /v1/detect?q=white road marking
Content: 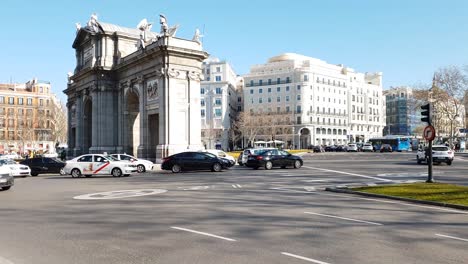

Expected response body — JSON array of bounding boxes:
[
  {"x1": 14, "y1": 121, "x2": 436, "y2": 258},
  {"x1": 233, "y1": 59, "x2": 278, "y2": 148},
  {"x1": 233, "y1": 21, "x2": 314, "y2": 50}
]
[
  {"x1": 304, "y1": 187, "x2": 316, "y2": 192},
  {"x1": 73, "y1": 189, "x2": 167, "y2": 200},
  {"x1": 303, "y1": 166, "x2": 393, "y2": 182},
  {"x1": 436, "y1": 234, "x2": 468, "y2": 242},
  {"x1": 171, "y1": 227, "x2": 236, "y2": 242},
  {"x1": 232, "y1": 184, "x2": 242, "y2": 188},
  {"x1": 270, "y1": 187, "x2": 313, "y2": 194},
  {"x1": 318, "y1": 192, "x2": 468, "y2": 214},
  {"x1": 281, "y1": 252, "x2": 331, "y2": 264},
  {"x1": 304, "y1": 212, "x2": 383, "y2": 226},
  {"x1": 179, "y1": 186, "x2": 210, "y2": 191},
  {"x1": 0, "y1": 256, "x2": 15, "y2": 264},
  {"x1": 302, "y1": 179, "x2": 330, "y2": 182}
]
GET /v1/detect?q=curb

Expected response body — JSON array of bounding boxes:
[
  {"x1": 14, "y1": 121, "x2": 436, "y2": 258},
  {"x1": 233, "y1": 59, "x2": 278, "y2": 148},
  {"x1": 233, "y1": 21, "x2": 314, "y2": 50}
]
[{"x1": 325, "y1": 187, "x2": 468, "y2": 211}]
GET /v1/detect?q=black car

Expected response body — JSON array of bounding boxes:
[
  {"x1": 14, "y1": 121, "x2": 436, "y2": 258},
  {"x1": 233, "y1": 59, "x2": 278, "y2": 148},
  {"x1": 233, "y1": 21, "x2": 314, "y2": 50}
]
[
  {"x1": 20, "y1": 157, "x2": 66, "y2": 176},
  {"x1": 380, "y1": 144, "x2": 393, "y2": 153},
  {"x1": 245, "y1": 149, "x2": 303, "y2": 170},
  {"x1": 161, "y1": 151, "x2": 230, "y2": 173}
]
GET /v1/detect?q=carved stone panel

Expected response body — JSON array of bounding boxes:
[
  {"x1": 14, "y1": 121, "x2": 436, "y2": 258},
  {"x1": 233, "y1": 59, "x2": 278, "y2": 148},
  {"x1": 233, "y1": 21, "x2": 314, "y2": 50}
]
[{"x1": 146, "y1": 78, "x2": 159, "y2": 101}]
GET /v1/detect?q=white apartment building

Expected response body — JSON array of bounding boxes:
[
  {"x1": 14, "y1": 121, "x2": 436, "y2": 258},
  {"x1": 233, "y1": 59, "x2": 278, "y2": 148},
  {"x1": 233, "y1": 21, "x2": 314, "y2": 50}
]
[
  {"x1": 243, "y1": 53, "x2": 386, "y2": 148},
  {"x1": 200, "y1": 58, "x2": 239, "y2": 150}
]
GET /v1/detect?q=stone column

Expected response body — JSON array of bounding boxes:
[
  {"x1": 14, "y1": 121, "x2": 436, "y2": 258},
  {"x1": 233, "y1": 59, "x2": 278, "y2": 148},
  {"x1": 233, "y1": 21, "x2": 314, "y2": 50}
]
[{"x1": 73, "y1": 93, "x2": 83, "y2": 157}]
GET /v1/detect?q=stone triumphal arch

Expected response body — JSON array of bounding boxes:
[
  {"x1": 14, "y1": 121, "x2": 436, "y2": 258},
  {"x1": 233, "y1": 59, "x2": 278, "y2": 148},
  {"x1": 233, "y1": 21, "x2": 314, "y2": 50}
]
[{"x1": 64, "y1": 14, "x2": 208, "y2": 162}]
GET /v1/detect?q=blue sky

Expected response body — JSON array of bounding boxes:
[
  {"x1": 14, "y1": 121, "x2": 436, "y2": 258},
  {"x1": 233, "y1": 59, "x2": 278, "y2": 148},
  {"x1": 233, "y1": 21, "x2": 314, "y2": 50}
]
[{"x1": 1, "y1": 0, "x2": 467, "y2": 102}]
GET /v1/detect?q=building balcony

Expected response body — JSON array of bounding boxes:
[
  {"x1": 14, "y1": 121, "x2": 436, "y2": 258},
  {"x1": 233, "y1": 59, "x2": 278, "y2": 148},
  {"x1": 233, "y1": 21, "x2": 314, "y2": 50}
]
[{"x1": 245, "y1": 79, "x2": 292, "y2": 87}]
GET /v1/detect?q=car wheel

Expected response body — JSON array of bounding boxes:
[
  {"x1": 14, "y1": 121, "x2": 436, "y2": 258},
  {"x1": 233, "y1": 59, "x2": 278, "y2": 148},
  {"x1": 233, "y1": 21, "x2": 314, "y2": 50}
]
[
  {"x1": 31, "y1": 172, "x2": 38, "y2": 177},
  {"x1": 265, "y1": 161, "x2": 273, "y2": 170},
  {"x1": 112, "y1": 168, "x2": 123, "y2": 177},
  {"x1": 71, "y1": 168, "x2": 81, "y2": 178},
  {"x1": 137, "y1": 164, "x2": 145, "y2": 173},
  {"x1": 212, "y1": 163, "x2": 222, "y2": 172},
  {"x1": 294, "y1": 160, "x2": 302, "y2": 169},
  {"x1": 2, "y1": 186, "x2": 11, "y2": 191},
  {"x1": 447, "y1": 161, "x2": 452, "y2": 165},
  {"x1": 171, "y1": 164, "x2": 181, "y2": 173}
]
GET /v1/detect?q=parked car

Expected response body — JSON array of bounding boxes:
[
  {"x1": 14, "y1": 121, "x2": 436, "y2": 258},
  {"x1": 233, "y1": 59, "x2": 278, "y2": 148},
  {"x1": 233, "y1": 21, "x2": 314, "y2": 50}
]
[
  {"x1": 324, "y1": 145, "x2": 336, "y2": 152},
  {"x1": 0, "y1": 153, "x2": 21, "y2": 160},
  {"x1": 110, "y1": 154, "x2": 154, "y2": 173},
  {"x1": 161, "y1": 151, "x2": 230, "y2": 173},
  {"x1": 245, "y1": 149, "x2": 303, "y2": 170},
  {"x1": 237, "y1": 153, "x2": 244, "y2": 166},
  {"x1": 0, "y1": 159, "x2": 31, "y2": 177},
  {"x1": 202, "y1": 149, "x2": 236, "y2": 167},
  {"x1": 416, "y1": 145, "x2": 454, "y2": 165},
  {"x1": 20, "y1": 157, "x2": 66, "y2": 176},
  {"x1": 335, "y1": 145, "x2": 346, "y2": 152},
  {"x1": 63, "y1": 154, "x2": 137, "y2": 178},
  {"x1": 362, "y1": 143, "x2": 374, "y2": 152},
  {"x1": 347, "y1": 144, "x2": 358, "y2": 152},
  {"x1": 0, "y1": 166, "x2": 13, "y2": 191},
  {"x1": 312, "y1": 145, "x2": 324, "y2": 153},
  {"x1": 380, "y1": 144, "x2": 393, "y2": 153}
]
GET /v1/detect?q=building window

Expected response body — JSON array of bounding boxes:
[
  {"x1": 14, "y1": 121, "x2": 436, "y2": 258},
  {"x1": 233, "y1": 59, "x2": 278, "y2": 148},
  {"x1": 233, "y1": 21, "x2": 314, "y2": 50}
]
[
  {"x1": 27, "y1": 98, "x2": 32, "y2": 105},
  {"x1": 18, "y1": 98, "x2": 23, "y2": 105},
  {"x1": 259, "y1": 98, "x2": 263, "y2": 103},
  {"x1": 286, "y1": 96, "x2": 290, "y2": 102},
  {"x1": 201, "y1": 99, "x2": 205, "y2": 106},
  {"x1": 304, "y1": 75, "x2": 308, "y2": 82},
  {"x1": 268, "y1": 79, "x2": 272, "y2": 85},
  {"x1": 215, "y1": 109, "x2": 222, "y2": 117},
  {"x1": 297, "y1": 85, "x2": 301, "y2": 90},
  {"x1": 39, "y1": 99, "x2": 43, "y2": 106},
  {"x1": 200, "y1": 88, "x2": 205, "y2": 94},
  {"x1": 297, "y1": 95, "x2": 301, "y2": 101},
  {"x1": 250, "y1": 89, "x2": 254, "y2": 94},
  {"x1": 237, "y1": 97, "x2": 242, "y2": 102},
  {"x1": 215, "y1": 76, "x2": 221, "y2": 82},
  {"x1": 277, "y1": 78, "x2": 281, "y2": 84},
  {"x1": 286, "y1": 86, "x2": 290, "y2": 92},
  {"x1": 268, "y1": 88, "x2": 271, "y2": 93},
  {"x1": 250, "y1": 80, "x2": 254, "y2": 86},
  {"x1": 277, "y1": 87, "x2": 281, "y2": 92},
  {"x1": 297, "y1": 105, "x2": 302, "y2": 113},
  {"x1": 277, "y1": 96, "x2": 281, "y2": 102},
  {"x1": 237, "y1": 106, "x2": 242, "y2": 111},
  {"x1": 286, "y1": 106, "x2": 290, "y2": 112},
  {"x1": 40, "y1": 87, "x2": 43, "y2": 93},
  {"x1": 8, "y1": 97, "x2": 14, "y2": 105},
  {"x1": 216, "y1": 87, "x2": 222, "y2": 94},
  {"x1": 297, "y1": 116, "x2": 302, "y2": 124},
  {"x1": 215, "y1": 98, "x2": 221, "y2": 105},
  {"x1": 201, "y1": 109, "x2": 205, "y2": 117},
  {"x1": 286, "y1": 77, "x2": 290, "y2": 83},
  {"x1": 216, "y1": 67, "x2": 221, "y2": 72},
  {"x1": 259, "y1": 88, "x2": 263, "y2": 94},
  {"x1": 268, "y1": 97, "x2": 272, "y2": 103},
  {"x1": 259, "y1": 80, "x2": 263, "y2": 86},
  {"x1": 0, "y1": 97, "x2": 4, "y2": 104}
]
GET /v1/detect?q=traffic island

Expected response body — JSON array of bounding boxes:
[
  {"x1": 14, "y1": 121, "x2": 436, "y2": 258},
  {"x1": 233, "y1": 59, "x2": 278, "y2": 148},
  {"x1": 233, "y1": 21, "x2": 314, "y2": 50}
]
[{"x1": 326, "y1": 183, "x2": 468, "y2": 211}]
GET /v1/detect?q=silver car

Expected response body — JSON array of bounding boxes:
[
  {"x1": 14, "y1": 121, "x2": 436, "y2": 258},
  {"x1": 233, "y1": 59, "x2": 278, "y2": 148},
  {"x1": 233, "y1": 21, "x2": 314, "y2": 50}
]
[{"x1": 0, "y1": 166, "x2": 14, "y2": 191}]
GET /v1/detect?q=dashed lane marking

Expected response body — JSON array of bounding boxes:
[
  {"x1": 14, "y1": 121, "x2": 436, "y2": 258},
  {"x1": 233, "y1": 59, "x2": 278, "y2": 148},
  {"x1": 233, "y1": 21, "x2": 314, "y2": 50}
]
[
  {"x1": 304, "y1": 212, "x2": 383, "y2": 226},
  {"x1": 232, "y1": 184, "x2": 242, "y2": 189},
  {"x1": 178, "y1": 186, "x2": 211, "y2": 191},
  {"x1": 0, "y1": 256, "x2": 15, "y2": 264},
  {"x1": 281, "y1": 252, "x2": 332, "y2": 264},
  {"x1": 171, "y1": 227, "x2": 236, "y2": 242},
  {"x1": 435, "y1": 234, "x2": 468, "y2": 242},
  {"x1": 73, "y1": 189, "x2": 167, "y2": 200}
]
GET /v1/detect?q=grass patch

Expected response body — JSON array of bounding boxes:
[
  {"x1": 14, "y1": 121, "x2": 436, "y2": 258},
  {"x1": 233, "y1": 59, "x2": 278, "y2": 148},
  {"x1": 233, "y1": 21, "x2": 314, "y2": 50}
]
[{"x1": 353, "y1": 183, "x2": 468, "y2": 206}]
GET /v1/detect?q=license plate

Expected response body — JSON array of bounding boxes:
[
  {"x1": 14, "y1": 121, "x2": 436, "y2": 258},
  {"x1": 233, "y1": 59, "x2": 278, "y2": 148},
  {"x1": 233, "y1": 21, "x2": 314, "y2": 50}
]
[{"x1": 0, "y1": 179, "x2": 7, "y2": 183}]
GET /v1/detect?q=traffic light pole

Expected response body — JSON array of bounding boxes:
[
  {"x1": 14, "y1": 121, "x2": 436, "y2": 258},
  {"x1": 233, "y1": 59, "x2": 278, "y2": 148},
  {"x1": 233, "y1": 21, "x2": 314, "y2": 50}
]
[{"x1": 426, "y1": 140, "x2": 434, "y2": 183}]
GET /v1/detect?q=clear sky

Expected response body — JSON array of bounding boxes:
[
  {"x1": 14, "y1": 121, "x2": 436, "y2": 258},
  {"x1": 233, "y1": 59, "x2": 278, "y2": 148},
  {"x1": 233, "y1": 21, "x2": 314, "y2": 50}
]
[{"x1": 1, "y1": 0, "x2": 467, "y2": 102}]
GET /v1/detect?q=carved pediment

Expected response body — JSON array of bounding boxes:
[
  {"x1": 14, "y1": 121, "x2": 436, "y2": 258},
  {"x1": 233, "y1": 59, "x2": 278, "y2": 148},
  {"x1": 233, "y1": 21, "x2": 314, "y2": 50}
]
[{"x1": 72, "y1": 29, "x2": 94, "y2": 49}]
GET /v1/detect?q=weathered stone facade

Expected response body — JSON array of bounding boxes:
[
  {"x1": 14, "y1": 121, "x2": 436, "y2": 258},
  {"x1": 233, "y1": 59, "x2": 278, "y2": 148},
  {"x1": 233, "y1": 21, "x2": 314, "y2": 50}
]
[{"x1": 64, "y1": 17, "x2": 208, "y2": 162}]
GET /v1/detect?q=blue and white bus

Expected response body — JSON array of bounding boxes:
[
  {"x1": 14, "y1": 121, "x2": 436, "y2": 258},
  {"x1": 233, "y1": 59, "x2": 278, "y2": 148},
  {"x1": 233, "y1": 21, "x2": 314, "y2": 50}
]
[{"x1": 368, "y1": 136, "x2": 412, "y2": 152}]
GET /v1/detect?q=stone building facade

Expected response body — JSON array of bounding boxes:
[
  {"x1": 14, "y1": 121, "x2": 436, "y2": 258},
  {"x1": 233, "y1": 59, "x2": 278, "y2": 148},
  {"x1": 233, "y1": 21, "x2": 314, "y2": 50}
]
[{"x1": 64, "y1": 15, "x2": 208, "y2": 161}]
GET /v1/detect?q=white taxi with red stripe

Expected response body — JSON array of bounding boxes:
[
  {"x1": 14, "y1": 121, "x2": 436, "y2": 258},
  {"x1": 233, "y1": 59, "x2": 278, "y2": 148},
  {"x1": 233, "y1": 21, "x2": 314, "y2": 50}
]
[{"x1": 63, "y1": 154, "x2": 137, "y2": 178}]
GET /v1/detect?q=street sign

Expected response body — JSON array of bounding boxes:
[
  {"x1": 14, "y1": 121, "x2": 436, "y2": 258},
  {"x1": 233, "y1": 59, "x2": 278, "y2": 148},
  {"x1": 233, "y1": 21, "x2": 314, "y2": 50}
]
[{"x1": 423, "y1": 125, "x2": 436, "y2": 141}]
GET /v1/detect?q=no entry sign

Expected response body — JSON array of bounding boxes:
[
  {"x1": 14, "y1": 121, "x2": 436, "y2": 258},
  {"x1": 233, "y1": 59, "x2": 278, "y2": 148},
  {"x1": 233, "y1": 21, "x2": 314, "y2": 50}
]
[{"x1": 423, "y1": 125, "x2": 436, "y2": 141}]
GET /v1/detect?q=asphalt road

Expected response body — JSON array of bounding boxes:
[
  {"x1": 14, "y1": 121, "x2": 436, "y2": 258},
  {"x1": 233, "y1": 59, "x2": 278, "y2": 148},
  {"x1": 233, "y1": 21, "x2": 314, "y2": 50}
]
[{"x1": 0, "y1": 152, "x2": 467, "y2": 264}]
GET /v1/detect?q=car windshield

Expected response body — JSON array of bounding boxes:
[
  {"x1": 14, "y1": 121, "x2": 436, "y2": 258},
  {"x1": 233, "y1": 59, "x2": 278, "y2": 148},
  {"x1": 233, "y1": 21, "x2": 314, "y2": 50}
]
[
  {"x1": 204, "y1": 152, "x2": 217, "y2": 158},
  {"x1": 105, "y1": 155, "x2": 118, "y2": 161}
]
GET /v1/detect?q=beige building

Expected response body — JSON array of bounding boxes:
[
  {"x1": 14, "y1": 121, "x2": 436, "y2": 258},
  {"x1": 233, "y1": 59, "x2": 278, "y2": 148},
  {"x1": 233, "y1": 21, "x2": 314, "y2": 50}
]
[{"x1": 0, "y1": 78, "x2": 66, "y2": 155}]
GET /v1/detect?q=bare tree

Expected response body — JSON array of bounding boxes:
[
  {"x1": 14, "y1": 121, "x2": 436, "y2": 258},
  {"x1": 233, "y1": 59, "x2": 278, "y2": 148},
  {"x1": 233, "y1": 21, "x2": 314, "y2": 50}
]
[{"x1": 434, "y1": 66, "x2": 467, "y2": 145}]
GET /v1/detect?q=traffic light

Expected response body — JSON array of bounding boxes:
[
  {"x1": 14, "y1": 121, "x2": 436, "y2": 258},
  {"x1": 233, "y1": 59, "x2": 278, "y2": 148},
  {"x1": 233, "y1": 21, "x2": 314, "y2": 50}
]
[{"x1": 421, "y1": 103, "x2": 431, "y2": 124}]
